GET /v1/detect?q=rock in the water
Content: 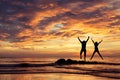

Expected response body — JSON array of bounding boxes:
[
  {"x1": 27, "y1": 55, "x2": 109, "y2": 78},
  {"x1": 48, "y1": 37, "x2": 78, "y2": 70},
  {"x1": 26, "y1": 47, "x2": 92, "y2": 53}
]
[
  {"x1": 55, "y1": 58, "x2": 66, "y2": 65},
  {"x1": 55, "y1": 58, "x2": 79, "y2": 65},
  {"x1": 19, "y1": 63, "x2": 29, "y2": 67},
  {"x1": 66, "y1": 59, "x2": 77, "y2": 64}
]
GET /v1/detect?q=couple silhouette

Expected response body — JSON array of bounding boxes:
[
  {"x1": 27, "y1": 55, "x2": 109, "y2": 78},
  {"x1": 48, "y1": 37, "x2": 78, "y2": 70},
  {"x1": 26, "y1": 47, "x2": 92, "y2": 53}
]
[{"x1": 78, "y1": 36, "x2": 103, "y2": 61}]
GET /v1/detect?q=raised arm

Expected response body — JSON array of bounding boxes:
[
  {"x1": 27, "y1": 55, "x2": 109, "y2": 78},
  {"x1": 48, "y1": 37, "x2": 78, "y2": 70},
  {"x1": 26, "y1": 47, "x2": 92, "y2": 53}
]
[
  {"x1": 86, "y1": 36, "x2": 90, "y2": 42},
  {"x1": 98, "y1": 40, "x2": 103, "y2": 44},
  {"x1": 78, "y1": 37, "x2": 82, "y2": 43},
  {"x1": 91, "y1": 38, "x2": 94, "y2": 43}
]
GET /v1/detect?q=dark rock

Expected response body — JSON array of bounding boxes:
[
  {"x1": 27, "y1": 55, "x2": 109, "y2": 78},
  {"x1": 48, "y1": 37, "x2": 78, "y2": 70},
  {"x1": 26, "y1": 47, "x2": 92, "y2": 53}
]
[
  {"x1": 55, "y1": 58, "x2": 120, "y2": 65},
  {"x1": 55, "y1": 58, "x2": 80, "y2": 65},
  {"x1": 19, "y1": 63, "x2": 29, "y2": 67},
  {"x1": 55, "y1": 58, "x2": 66, "y2": 65},
  {"x1": 66, "y1": 59, "x2": 78, "y2": 64}
]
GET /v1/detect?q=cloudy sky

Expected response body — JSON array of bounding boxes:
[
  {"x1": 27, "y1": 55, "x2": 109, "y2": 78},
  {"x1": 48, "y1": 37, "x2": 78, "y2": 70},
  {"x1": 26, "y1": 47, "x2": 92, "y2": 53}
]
[{"x1": 0, "y1": 0, "x2": 120, "y2": 58}]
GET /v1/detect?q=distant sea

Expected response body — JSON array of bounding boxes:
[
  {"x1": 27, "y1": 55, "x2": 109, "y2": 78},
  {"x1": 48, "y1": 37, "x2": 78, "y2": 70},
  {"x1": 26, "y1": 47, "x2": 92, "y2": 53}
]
[{"x1": 0, "y1": 56, "x2": 120, "y2": 80}]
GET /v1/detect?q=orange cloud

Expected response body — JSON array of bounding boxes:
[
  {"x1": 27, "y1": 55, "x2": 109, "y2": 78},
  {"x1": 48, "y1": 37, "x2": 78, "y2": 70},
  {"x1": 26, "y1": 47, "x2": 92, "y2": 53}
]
[{"x1": 0, "y1": 0, "x2": 119, "y2": 57}]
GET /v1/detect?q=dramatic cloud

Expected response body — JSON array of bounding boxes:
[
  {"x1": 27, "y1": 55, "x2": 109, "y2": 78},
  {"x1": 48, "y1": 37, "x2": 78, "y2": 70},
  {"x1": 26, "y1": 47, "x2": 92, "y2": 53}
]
[{"x1": 0, "y1": 0, "x2": 119, "y2": 55}]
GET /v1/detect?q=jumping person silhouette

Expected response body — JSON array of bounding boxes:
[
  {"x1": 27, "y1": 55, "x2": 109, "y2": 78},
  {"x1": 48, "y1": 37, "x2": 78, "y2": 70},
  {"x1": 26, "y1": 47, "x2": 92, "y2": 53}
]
[
  {"x1": 90, "y1": 38, "x2": 103, "y2": 60},
  {"x1": 78, "y1": 36, "x2": 89, "y2": 61}
]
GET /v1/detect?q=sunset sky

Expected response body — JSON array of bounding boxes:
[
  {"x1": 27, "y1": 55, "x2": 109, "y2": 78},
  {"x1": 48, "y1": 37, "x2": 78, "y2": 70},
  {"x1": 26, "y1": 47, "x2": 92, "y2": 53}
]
[{"x1": 0, "y1": 0, "x2": 119, "y2": 58}]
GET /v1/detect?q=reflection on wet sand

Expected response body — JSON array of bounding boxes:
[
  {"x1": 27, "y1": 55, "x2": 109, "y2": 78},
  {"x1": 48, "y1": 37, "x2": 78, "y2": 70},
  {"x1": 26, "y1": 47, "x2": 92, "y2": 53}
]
[
  {"x1": 0, "y1": 74, "x2": 111, "y2": 80},
  {"x1": 0, "y1": 61, "x2": 120, "y2": 79},
  {"x1": 0, "y1": 58, "x2": 120, "y2": 80}
]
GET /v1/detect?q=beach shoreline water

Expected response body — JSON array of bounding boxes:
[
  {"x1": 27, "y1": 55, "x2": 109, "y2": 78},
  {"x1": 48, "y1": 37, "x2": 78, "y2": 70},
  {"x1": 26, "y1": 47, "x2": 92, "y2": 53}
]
[{"x1": 0, "y1": 57, "x2": 120, "y2": 80}]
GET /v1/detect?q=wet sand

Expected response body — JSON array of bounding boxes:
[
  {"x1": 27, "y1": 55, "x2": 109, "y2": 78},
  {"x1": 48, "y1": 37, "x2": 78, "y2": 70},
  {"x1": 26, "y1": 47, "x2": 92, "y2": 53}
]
[{"x1": 0, "y1": 59, "x2": 120, "y2": 79}]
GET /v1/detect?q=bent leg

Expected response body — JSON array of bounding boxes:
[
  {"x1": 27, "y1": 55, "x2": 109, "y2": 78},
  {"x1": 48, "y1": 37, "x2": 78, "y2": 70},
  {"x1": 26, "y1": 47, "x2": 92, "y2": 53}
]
[
  {"x1": 90, "y1": 51, "x2": 95, "y2": 60},
  {"x1": 80, "y1": 50, "x2": 83, "y2": 59},
  {"x1": 97, "y1": 51, "x2": 103, "y2": 60}
]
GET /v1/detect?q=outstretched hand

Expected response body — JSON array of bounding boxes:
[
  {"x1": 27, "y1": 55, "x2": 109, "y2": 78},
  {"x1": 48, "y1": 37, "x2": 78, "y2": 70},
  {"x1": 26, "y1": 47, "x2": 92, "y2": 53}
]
[
  {"x1": 98, "y1": 40, "x2": 103, "y2": 44},
  {"x1": 78, "y1": 37, "x2": 82, "y2": 42},
  {"x1": 100, "y1": 40, "x2": 103, "y2": 42},
  {"x1": 88, "y1": 36, "x2": 90, "y2": 39},
  {"x1": 86, "y1": 36, "x2": 90, "y2": 42},
  {"x1": 91, "y1": 38, "x2": 94, "y2": 43}
]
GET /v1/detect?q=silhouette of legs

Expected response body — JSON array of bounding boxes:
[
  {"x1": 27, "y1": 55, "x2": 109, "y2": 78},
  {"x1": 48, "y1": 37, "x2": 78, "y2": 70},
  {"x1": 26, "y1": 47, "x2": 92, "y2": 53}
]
[
  {"x1": 80, "y1": 50, "x2": 83, "y2": 59},
  {"x1": 80, "y1": 49, "x2": 86, "y2": 61},
  {"x1": 97, "y1": 51, "x2": 103, "y2": 60},
  {"x1": 90, "y1": 51, "x2": 95, "y2": 60},
  {"x1": 90, "y1": 50, "x2": 103, "y2": 60},
  {"x1": 84, "y1": 50, "x2": 86, "y2": 61}
]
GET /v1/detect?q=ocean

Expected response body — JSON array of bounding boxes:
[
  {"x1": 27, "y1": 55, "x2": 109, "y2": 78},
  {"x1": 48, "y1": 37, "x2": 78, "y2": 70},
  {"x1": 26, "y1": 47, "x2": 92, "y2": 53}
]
[{"x1": 0, "y1": 56, "x2": 120, "y2": 80}]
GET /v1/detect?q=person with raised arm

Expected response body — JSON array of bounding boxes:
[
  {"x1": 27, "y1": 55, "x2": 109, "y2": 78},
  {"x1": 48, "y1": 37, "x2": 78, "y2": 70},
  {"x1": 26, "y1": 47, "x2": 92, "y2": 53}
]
[
  {"x1": 90, "y1": 38, "x2": 103, "y2": 60},
  {"x1": 78, "y1": 36, "x2": 89, "y2": 61}
]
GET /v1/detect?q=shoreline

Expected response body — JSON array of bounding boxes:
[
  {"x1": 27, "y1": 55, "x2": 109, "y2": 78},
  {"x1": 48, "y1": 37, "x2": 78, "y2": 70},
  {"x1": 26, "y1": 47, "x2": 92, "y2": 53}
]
[{"x1": 0, "y1": 58, "x2": 120, "y2": 68}]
